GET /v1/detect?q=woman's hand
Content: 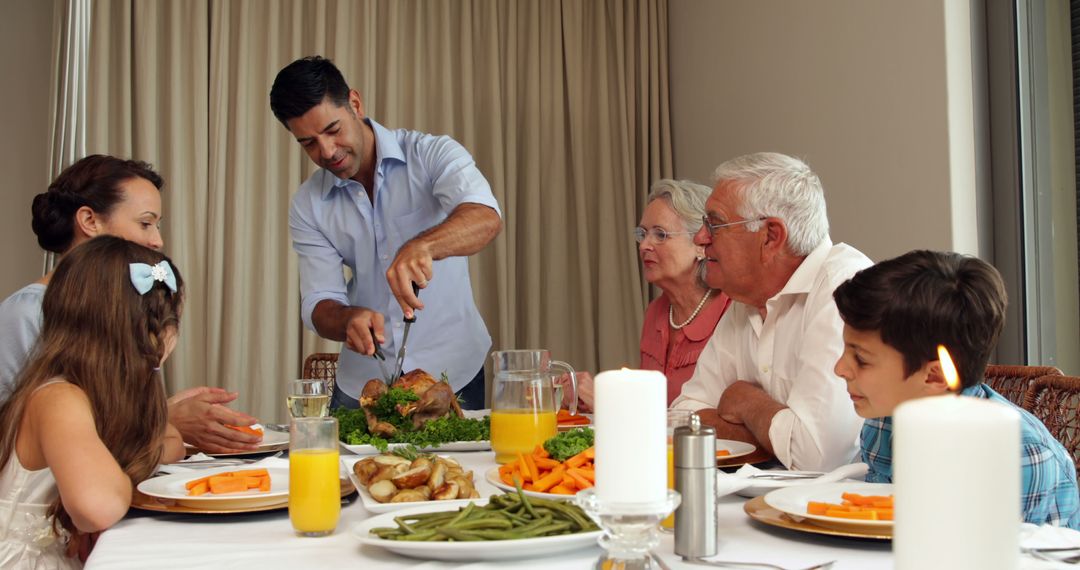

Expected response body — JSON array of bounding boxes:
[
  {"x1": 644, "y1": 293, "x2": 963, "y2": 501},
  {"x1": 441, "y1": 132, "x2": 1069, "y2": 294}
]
[
  {"x1": 167, "y1": 387, "x2": 261, "y2": 453},
  {"x1": 557, "y1": 371, "x2": 594, "y2": 413}
]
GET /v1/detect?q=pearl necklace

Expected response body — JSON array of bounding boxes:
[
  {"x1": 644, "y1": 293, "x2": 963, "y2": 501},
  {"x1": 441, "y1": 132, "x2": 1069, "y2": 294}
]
[{"x1": 669, "y1": 290, "x2": 712, "y2": 330}]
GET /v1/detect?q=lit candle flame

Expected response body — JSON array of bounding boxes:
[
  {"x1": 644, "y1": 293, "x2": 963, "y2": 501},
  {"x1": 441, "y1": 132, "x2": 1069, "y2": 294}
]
[{"x1": 937, "y1": 345, "x2": 960, "y2": 392}]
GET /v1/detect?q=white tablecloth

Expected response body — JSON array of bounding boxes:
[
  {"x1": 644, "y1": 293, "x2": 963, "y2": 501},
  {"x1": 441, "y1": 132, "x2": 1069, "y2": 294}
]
[{"x1": 87, "y1": 451, "x2": 892, "y2": 569}]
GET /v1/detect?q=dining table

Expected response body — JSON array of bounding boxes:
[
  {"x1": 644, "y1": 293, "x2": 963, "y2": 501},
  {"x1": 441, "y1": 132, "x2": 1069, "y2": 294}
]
[{"x1": 85, "y1": 449, "x2": 896, "y2": 570}]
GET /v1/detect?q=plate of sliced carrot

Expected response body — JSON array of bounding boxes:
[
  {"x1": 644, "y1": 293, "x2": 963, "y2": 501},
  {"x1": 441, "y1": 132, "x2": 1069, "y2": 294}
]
[
  {"x1": 763, "y1": 482, "x2": 894, "y2": 529},
  {"x1": 137, "y1": 466, "x2": 289, "y2": 509},
  {"x1": 556, "y1": 410, "x2": 591, "y2": 431},
  {"x1": 486, "y1": 445, "x2": 595, "y2": 500}
]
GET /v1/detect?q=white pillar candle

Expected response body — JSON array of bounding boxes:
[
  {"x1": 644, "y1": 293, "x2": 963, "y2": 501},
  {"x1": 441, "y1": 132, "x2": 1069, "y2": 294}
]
[
  {"x1": 594, "y1": 369, "x2": 667, "y2": 504},
  {"x1": 893, "y1": 395, "x2": 1020, "y2": 570}
]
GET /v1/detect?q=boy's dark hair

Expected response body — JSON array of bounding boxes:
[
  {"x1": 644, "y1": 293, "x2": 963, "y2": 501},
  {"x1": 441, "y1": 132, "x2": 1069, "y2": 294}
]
[
  {"x1": 833, "y1": 250, "x2": 1007, "y2": 390},
  {"x1": 269, "y1": 55, "x2": 351, "y2": 127}
]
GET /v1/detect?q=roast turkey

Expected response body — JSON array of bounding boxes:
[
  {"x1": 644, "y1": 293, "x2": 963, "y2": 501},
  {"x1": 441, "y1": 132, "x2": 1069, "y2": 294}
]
[{"x1": 358, "y1": 369, "x2": 464, "y2": 437}]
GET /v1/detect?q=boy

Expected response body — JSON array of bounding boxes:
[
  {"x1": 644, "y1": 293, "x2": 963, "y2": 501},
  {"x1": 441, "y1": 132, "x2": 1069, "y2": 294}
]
[{"x1": 832, "y1": 250, "x2": 1079, "y2": 529}]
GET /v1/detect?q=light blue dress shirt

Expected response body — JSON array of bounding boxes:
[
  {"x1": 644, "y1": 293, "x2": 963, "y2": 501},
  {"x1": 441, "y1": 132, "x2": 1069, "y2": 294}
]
[
  {"x1": 0, "y1": 283, "x2": 45, "y2": 404},
  {"x1": 289, "y1": 119, "x2": 501, "y2": 398}
]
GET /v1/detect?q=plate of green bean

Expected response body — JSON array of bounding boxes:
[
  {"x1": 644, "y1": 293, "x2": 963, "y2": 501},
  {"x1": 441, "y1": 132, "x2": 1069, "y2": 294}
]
[{"x1": 352, "y1": 492, "x2": 602, "y2": 560}]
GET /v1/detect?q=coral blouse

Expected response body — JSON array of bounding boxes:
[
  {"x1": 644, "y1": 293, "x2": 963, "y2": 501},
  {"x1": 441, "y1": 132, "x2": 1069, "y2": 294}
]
[{"x1": 639, "y1": 291, "x2": 731, "y2": 405}]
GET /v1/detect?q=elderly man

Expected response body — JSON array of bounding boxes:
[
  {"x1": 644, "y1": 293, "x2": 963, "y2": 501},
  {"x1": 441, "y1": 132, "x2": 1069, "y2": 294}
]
[{"x1": 672, "y1": 152, "x2": 872, "y2": 471}]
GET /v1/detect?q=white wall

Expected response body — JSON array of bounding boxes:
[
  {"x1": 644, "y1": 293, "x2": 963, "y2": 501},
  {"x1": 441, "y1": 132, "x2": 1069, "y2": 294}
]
[
  {"x1": 669, "y1": 0, "x2": 987, "y2": 262},
  {"x1": 0, "y1": 0, "x2": 53, "y2": 297}
]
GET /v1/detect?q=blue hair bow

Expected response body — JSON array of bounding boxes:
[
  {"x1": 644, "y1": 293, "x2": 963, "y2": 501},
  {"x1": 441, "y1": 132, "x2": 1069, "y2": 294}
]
[{"x1": 129, "y1": 261, "x2": 178, "y2": 295}]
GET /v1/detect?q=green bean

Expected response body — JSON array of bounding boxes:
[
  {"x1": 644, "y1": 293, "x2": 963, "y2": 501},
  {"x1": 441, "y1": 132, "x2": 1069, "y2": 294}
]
[
  {"x1": 518, "y1": 521, "x2": 573, "y2": 538},
  {"x1": 506, "y1": 513, "x2": 552, "y2": 534},
  {"x1": 452, "y1": 517, "x2": 515, "y2": 530},
  {"x1": 393, "y1": 529, "x2": 442, "y2": 541},
  {"x1": 435, "y1": 528, "x2": 485, "y2": 541},
  {"x1": 527, "y1": 498, "x2": 597, "y2": 530},
  {"x1": 515, "y1": 485, "x2": 539, "y2": 518},
  {"x1": 446, "y1": 501, "x2": 475, "y2": 527}
]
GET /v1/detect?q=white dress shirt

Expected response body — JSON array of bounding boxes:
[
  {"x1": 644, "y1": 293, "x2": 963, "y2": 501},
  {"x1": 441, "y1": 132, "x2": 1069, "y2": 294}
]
[{"x1": 672, "y1": 239, "x2": 872, "y2": 471}]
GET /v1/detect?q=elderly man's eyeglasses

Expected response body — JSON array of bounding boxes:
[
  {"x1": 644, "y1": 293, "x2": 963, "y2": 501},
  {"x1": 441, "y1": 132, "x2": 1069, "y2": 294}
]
[
  {"x1": 634, "y1": 226, "x2": 695, "y2": 243},
  {"x1": 700, "y1": 215, "x2": 767, "y2": 235}
]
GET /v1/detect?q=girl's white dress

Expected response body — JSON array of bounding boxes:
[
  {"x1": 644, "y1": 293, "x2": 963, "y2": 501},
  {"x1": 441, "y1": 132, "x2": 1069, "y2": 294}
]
[{"x1": 0, "y1": 444, "x2": 78, "y2": 569}]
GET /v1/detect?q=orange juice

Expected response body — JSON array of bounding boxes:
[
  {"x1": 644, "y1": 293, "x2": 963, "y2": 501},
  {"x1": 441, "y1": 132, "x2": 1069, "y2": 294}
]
[
  {"x1": 289, "y1": 448, "x2": 340, "y2": 535},
  {"x1": 490, "y1": 408, "x2": 557, "y2": 463}
]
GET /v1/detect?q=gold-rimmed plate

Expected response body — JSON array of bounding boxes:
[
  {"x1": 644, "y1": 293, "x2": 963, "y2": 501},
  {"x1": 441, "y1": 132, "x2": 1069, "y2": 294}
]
[
  {"x1": 131, "y1": 476, "x2": 356, "y2": 515},
  {"x1": 137, "y1": 466, "x2": 289, "y2": 510},
  {"x1": 763, "y1": 482, "x2": 894, "y2": 530},
  {"x1": 743, "y1": 495, "x2": 891, "y2": 541}
]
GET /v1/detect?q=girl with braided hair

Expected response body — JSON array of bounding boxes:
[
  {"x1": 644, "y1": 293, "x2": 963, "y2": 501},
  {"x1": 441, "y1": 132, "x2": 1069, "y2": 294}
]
[{"x1": 0, "y1": 236, "x2": 186, "y2": 566}]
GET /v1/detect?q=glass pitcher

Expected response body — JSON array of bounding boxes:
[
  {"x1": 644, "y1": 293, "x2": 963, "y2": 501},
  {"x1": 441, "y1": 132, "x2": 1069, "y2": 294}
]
[{"x1": 489, "y1": 350, "x2": 578, "y2": 464}]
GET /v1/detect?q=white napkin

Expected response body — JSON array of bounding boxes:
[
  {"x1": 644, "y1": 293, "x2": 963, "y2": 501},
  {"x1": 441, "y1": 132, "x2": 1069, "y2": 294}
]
[
  {"x1": 155, "y1": 452, "x2": 289, "y2": 476},
  {"x1": 155, "y1": 453, "x2": 218, "y2": 475},
  {"x1": 1019, "y1": 523, "x2": 1080, "y2": 569},
  {"x1": 715, "y1": 462, "x2": 870, "y2": 498}
]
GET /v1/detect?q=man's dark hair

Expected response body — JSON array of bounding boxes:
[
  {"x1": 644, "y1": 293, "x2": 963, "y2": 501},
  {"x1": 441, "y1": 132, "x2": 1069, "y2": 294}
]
[
  {"x1": 269, "y1": 56, "x2": 351, "y2": 126},
  {"x1": 833, "y1": 250, "x2": 1007, "y2": 390}
]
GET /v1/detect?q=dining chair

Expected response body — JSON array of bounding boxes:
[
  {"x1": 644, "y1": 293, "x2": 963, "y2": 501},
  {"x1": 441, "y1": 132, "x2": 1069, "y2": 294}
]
[
  {"x1": 1022, "y1": 374, "x2": 1080, "y2": 478},
  {"x1": 302, "y1": 352, "x2": 339, "y2": 398},
  {"x1": 983, "y1": 364, "x2": 1062, "y2": 409}
]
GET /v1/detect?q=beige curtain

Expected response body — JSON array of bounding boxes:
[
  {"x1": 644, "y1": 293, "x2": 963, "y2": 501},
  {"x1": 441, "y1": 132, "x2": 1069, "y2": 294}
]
[
  {"x1": 46, "y1": 0, "x2": 90, "y2": 273},
  {"x1": 67, "y1": 0, "x2": 670, "y2": 422}
]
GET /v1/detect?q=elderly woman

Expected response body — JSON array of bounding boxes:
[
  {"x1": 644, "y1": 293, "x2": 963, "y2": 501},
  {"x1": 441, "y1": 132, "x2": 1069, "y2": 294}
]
[{"x1": 572, "y1": 179, "x2": 731, "y2": 411}]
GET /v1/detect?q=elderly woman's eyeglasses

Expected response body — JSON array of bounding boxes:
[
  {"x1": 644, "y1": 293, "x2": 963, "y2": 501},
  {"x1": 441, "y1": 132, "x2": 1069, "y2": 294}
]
[
  {"x1": 634, "y1": 226, "x2": 695, "y2": 244},
  {"x1": 700, "y1": 215, "x2": 767, "y2": 235}
]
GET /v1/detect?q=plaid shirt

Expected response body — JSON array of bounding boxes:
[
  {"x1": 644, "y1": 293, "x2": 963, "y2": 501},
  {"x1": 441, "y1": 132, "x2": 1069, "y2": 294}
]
[{"x1": 859, "y1": 384, "x2": 1079, "y2": 529}]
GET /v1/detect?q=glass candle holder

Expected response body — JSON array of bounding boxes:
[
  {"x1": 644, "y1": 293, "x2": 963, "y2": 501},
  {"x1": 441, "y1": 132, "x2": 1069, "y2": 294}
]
[{"x1": 576, "y1": 488, "x2": 681, "y2": 570}]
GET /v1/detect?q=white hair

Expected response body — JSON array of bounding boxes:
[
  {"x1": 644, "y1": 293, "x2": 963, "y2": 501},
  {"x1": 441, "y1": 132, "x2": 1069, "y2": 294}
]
[
  {"x1": 647, "y1": 179, "x2": 712, "y2": 233},
  {"x1": 711, "y1": 152, "x2": 829, "y2": 256}
]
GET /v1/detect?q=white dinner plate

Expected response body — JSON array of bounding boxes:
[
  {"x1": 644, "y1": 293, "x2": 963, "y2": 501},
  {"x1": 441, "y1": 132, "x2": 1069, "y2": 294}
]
[
  {"x1": 714, "y1": 439, "x2": 757, "y2": 461},
  {"x1": 137, "y1": 466, "x2": 289, "y2": 510},
  {"x1": 733, "y1": 471, "x2": 827, "y2": 498},
  {"x1": 484, "y1": 467, "x2": 581, "y2": 501},
  {"x1": 341, "y1": 440, "x2": 491, "y2": 455},
  {"x1": 763, "y1": 482, "x2": 894, "y2": 529},
  {"x1": 184, "y1": 425, "x2": 290, "y2": 457},
  {"x1": 341, "y1": 456, "x2": 487, "y2": 514},
  {"x1": 352, "y1": 500, "x2": 602, "y2": 561}
]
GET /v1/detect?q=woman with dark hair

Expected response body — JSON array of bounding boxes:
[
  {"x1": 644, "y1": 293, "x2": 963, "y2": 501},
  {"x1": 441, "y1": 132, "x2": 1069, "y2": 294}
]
[
  {"x1": 0, "y1": 155, "x2": 165, "y2": 399},
  {"x1": 0, "y1": 236, "x2": 186, "y2": 566},
  {"x1": 0, "y1": 155, "x2": 262, "y2": 453}
]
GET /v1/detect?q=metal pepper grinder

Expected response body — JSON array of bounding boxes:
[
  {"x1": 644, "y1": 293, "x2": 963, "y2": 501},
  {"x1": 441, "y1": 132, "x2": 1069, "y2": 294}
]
[{"x1": 673, "y1": 412, "x2": 717, "y2": 560}]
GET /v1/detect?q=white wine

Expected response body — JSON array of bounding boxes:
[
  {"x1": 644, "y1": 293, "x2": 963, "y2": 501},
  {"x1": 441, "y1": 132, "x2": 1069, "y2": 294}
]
[{"x1": 288, "y1": 394, "x2": 330, "y2": 418}]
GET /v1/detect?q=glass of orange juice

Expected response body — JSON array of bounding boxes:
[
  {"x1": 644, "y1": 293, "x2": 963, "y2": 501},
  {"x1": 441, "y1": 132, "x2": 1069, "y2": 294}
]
[
  {"x1": 289, "y1": 417, "x2": 340, "y2": 536},
  {"x1": 662, "y1": 409, "x2": 693, "y2": 530}
]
